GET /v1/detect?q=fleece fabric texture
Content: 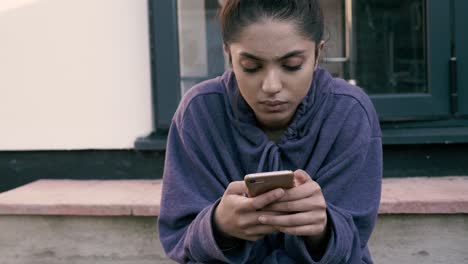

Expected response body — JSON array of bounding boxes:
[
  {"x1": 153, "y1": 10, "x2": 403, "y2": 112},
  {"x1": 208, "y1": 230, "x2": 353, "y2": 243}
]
[{"x1": 158, "y1": 67, "x2": 382, "y2": 263}]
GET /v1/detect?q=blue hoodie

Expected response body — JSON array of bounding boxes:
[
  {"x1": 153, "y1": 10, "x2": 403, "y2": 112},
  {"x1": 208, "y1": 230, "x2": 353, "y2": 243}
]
[{"x1": 158, "y1": 67, "x2": 382, "y2": 263}]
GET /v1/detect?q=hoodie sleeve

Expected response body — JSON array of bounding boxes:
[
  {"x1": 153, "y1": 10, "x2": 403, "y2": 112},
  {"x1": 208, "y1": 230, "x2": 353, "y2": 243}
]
[
  {"x1": 284, "y1": 100, "x2": 382, "y2": 264},
  {"x1": 158, "y1": 118, "x2": 266, "y2": 263}
]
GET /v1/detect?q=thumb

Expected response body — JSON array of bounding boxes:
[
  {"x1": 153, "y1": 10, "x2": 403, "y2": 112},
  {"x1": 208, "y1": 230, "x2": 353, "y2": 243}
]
[
  {"x1": 294, "y1": 169, "x2": 311, "y2": 186},
  {"x1": 225, "y1": 181, "x2": 248, "y2": 195}
]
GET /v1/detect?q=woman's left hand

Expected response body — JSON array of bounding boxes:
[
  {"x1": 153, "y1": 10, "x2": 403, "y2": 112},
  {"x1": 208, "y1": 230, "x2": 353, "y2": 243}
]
[{"x1": 259, "y1": 169, "x2": 329, "y2": 244}]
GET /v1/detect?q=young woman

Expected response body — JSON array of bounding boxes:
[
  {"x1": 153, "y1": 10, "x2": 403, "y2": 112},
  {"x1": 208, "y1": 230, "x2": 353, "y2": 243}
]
[{"x1": 158, "y1": 0, "x2": 382, "y2": 263}]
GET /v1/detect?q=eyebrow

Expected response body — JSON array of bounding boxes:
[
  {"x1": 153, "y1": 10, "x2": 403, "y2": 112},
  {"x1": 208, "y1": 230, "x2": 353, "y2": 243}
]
[{"x1": 239, "y1": 50, "x2": 306, "y2": 62}]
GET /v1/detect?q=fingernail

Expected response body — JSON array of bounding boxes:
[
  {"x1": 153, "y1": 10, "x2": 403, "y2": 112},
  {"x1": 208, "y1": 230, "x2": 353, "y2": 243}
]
[{"x1": 258, "y1": 216, "x2": 266, "y2": 223}]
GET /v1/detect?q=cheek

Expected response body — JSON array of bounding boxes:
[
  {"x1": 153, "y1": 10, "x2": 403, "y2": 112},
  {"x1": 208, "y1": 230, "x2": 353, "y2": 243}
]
[
  {"x1": 235, "y1": 75, "x2": 259, "y2": 103},
  {"x1": 233, "y1": 67, "x2": 262, "y2": 97},
  {"x1": 286, "y1": 73, "x2": 314, "y2": 99}
]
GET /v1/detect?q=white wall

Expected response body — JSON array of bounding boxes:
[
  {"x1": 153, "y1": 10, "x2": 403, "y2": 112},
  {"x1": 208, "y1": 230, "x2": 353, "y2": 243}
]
[{"x1": 0, "y1": 0, "x2": 153, "y2": 150}]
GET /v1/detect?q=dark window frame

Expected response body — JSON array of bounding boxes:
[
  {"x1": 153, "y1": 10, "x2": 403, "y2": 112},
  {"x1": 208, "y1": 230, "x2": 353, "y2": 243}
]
[
  {"x1": 135, "y1": 0, "x2": 468, "y2": 150},
  {"x1": 455, "y1": 0, "x2": 468, "y2": 116},
  {"x1": 135, "y1": 0, "x2": 180, "y2": 150},
  {"x1": 369, "y1": 0, "x2": 451, "y2": 121}
]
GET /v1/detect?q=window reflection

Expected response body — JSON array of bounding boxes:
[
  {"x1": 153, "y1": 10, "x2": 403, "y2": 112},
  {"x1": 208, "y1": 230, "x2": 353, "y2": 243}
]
[
  {"x1": 177, "y1": 0, "x2": 428, "y2": 95},
  {"x1": 177, "y1": 0, "x2": 225, "y2": 94},
  {"x1": 354, "y1": 0, "x2": 427, "y2": 94}
]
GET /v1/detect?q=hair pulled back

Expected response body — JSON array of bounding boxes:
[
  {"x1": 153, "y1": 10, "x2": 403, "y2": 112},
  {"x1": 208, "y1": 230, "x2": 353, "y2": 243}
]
[{"x1": 219, "y1": 0, "x2": 324, "y2": 46}]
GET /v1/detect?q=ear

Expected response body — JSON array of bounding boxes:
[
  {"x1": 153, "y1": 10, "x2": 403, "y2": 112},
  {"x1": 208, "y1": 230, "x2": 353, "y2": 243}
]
[
  {"x1": 223, "y1": 44, "x2": 233, "y2": 66},
  {"x1": 318, "y1": 40, "x2": 325, "y2": 51},
  {"x1": 314, "y1": 40, "x2": 325, "y2": 70},
  {"x1": 223, "y1": 43, "x2": 230, "y2": 56}
]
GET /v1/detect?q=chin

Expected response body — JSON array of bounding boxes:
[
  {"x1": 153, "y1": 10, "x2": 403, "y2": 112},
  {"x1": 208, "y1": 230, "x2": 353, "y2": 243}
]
[{"x1": 258, "y1": 114, "x2": 292, "y2": 129}]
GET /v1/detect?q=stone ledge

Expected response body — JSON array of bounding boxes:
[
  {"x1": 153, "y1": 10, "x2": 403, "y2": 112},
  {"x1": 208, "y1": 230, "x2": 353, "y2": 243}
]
[
  {"x1": 379, "y1": 176, "x2": 468, "y2": 214},
  {"x1": 0, "y1": 180, "x2": 162, "y2": 216},
  {"x1": 0, "y1": 177, "x2": 467, "y2": 216}
]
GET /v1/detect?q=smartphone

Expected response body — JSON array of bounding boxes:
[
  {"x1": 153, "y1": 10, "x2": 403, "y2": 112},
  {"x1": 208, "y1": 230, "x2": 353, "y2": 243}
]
[{"x1": 244, "y1": 170, "x2": 295, "y2": 197}]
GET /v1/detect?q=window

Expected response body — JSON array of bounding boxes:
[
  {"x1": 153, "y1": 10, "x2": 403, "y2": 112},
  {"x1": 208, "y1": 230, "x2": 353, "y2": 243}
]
[
  {"x1": 135, "y1": 0, "x2": 468, "y2": 150},
  {"x1": 455, "y1": 0, "x2": 468, "y2": 116}
]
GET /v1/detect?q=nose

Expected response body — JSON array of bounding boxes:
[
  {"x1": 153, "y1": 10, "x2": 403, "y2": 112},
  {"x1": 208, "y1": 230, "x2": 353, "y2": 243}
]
[{"x1": 261, "y1": 69, "x2": 282, "y2": 94}]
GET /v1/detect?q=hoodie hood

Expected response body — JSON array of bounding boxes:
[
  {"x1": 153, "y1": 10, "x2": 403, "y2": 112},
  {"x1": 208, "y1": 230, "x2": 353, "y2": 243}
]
[{"x1": 221, "y1": 66, "x2": 334, "y2": 172}]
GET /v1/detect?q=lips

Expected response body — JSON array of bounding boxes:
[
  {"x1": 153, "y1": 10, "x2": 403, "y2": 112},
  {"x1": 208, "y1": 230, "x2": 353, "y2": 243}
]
[
  {"x1": 259, "y1": 100, "x2": 288, "y2": 112},
  {"x1": 262, "y1": 100, "x2": 286, "y2": 106}
]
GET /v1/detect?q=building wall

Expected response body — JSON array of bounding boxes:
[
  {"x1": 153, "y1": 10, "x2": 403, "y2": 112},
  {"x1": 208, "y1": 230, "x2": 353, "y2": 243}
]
[{"x1": 0, "y1": 0, "x2": 153, "y2": 150}]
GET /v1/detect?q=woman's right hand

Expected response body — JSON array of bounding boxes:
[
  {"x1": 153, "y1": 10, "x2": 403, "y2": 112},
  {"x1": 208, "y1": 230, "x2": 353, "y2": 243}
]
[{"x1": 213, "y1": 181, "x2": 286, "y2": 243}]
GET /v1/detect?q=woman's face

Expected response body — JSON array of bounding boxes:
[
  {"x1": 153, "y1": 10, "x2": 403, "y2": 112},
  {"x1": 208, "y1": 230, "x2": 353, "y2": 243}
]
[{"x1": 227, "y1": 19, "x2": 321, "y2": 130}]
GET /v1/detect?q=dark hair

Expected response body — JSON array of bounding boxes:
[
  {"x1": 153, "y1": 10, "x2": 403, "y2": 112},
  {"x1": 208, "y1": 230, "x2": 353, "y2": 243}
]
[{"x1": 219, "y1": 0, "x2": 324, "y2": 46}]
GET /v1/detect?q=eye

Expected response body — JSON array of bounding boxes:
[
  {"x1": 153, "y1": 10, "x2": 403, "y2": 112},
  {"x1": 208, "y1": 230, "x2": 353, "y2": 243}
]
[
  {"x1": 243, "y1": 67, "x2": 262, "y2": 73},
  {"x1": 282, "y1": 64, "x2": 303, "y2": 72},
  {"x1": 282, "y1": 57, "x2": 303, "y2": 72},
  {"x1": 240, "y1": 60, "x2": 262, "y2": 73}
]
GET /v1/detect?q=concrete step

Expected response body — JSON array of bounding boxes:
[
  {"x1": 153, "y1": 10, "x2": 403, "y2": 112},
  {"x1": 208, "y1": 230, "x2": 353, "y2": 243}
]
[{"x1": 0, "y1": 177, "x2": 467, "y2": 264}]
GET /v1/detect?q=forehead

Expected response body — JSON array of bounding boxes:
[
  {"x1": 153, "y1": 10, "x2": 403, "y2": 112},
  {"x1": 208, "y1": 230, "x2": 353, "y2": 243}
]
[{"x1": 232, "y1": 19, "x2": 315, "y2": 58}]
